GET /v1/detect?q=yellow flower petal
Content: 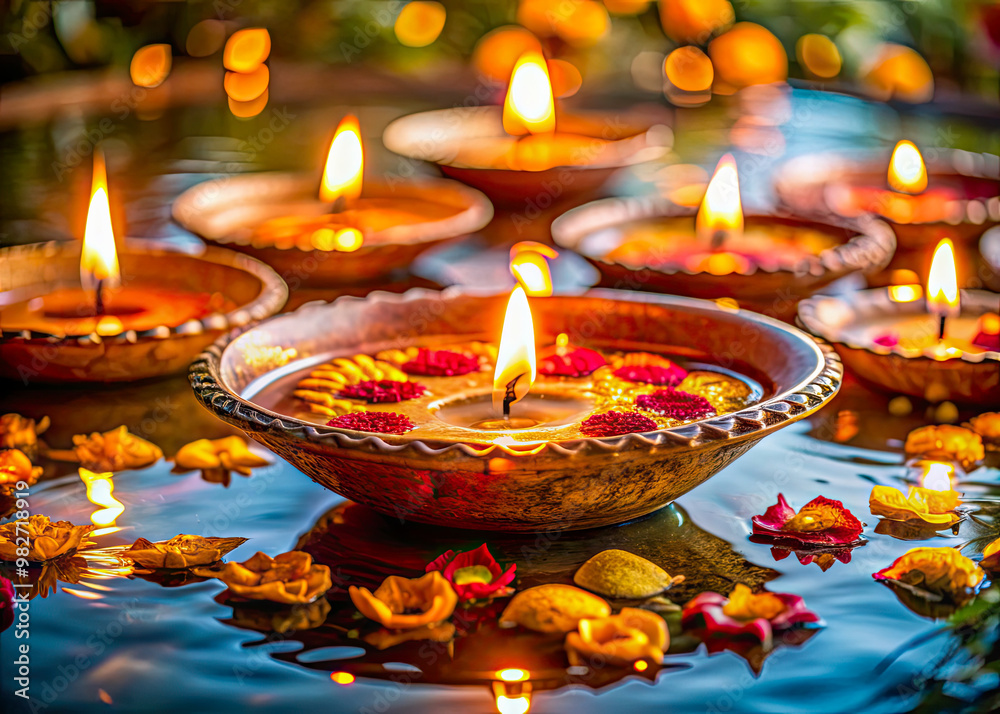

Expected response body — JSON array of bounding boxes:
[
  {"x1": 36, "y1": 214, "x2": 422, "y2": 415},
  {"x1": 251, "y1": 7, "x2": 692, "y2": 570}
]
[{"x1": 870, "y1": 485, "x2": 960, "y2": 526}]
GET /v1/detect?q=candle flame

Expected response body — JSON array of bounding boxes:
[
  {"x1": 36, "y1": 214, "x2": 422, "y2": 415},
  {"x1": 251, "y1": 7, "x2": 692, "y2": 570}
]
[
  {"x1": 496, "y1": 695, "x2": 531, "y2": 714},
  {"x1": 920, "y1": 461, "x2": 954, "y2": 491},
  {"x1": 887, "y1": 140, "x2": 927, "y2": 195},
  {"x1": 79, "y1": 468, "x2": 125, "y2": 536},
  {"x1": 81, "y1": 150, "x2": 121, "y2": 291},
  {"x1": 321, "y1": 115, "x2": 364, "y2": 204},
  {"x1": 696, "y1": 154, "x2": 743, "y2": 245},
  {"x1": 503, "y1": 51, "x2": 555, "y2": 136},
  {"x1": 510, "y1": 242, "x2": 558, "y2": 296},
  {"x1": 493, "y1": 287, "x2": 536, "y2": 413},
  {"x1": 927, "y1": 238, "x2": 959, "y2": 318},
  {"x1": 497, "y1": 669, "x2": 529, "y2": 682}
]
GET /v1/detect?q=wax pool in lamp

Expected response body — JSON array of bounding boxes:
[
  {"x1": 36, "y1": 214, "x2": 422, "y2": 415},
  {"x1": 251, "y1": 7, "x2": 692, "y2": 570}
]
[
  {"x1": 599, "y1": 156, "x2": 841, "y2": 275},
  {"x1": 826, "y1": 140, "x2": 993, "y2": 225},
  {"x1": 249, "y1": 115, "x2": 463, "y2": 252},
  {"x1": 862, "y1": 239, "x2": 999, "y2": 356},
  {"x1": 248, "y1": 290, "x2": 762, "y2": 445},
  {"x1": 0, "y1": 155, "x2": 233, "y2": 337}
]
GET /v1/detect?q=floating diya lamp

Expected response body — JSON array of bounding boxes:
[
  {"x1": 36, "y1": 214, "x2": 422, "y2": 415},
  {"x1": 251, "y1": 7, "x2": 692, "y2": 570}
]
[
  {"x1": 774, "y1": 142, "x2": 1000, "y2": 272},
  {"x1": 190, "y1": 286, "x2": 841, "y2": 531},
  {"x1": 552, "y1": 154, "x2": 896, "y2": 320},
  {"x1": 382, "y1": 50, "x2": 671, "y2": 206},
  {"x1": 173, "y1": 115, "x2": 493, "y2": 287},
  {"x1": 0, "y1": 153, "x2": 286, "y2": 383},
  {"x1": 798, "y1": 238, "x2": 999, "y2": 405}
]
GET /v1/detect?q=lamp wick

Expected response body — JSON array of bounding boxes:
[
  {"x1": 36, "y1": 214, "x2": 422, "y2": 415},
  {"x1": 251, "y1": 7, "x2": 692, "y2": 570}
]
[
  {"x1": 95, "y1": 278, "x2": 105, "y2": 317},
  {"x1": 503, "y1": 374, "x2": 524, "y2": 421},
  {"x1": 711, "y1": 229, "x2": 726, "y2": 251},
  {"x1": 938, "y1": 314, "x2": 946, "y2": 342}
]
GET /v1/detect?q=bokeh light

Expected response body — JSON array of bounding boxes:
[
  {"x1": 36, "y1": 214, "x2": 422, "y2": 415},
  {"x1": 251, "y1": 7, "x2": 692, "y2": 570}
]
[
  {"x1": 664, "y1": 46, "x2": 713, "y2": 92},
  {"x1": 223, "y1": 28, "x2": 271, "y2": 73},
  {"x1": 658, "y1": 0, "x2": 734, "y2": 44},
  {"x1": 394, "y1": 2, "x2": 447, "y2": 48},
  {"x1": 709, "y1": 22, "x2": 787, "y2": 92},
  {"x1": 796, "y1": 34, "x2": 841, "y2": 79},
  {"x1": 861, "y1": 43, "x2": 934, "y2": 103},
  {"x1": 228, "y1": 88, "x2": 269, "y2": 118},
  {"x1": 517, "y1": 0, "x2": 609, "y2": 47},
  {"x1": 472, "y1": 26, "x2": 543, "y2": 82},
  {"x1": 224, "y1": 65, "x2": 269, "y2": 102},
  {"x1": 604, "y1": 0, "x2": 651, "y2": 14},
  {"x1": 130, "y1": 44, "x2": 171, "y2": 88},
  {"x1": 186, "y1": 19, "x2": 226, "y2": 57}
]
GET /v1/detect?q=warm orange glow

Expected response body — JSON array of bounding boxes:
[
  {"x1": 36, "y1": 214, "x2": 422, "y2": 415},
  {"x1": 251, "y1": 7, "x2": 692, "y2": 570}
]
[
  {"x1": 510, "y1": 242, "x2": 558, "y2": 297},
  {"x1": 658, "y1": 0, "x2": 734, "y2": 43},
  {"x1": 633, "y1": 660, "x2": 649, "y2": 672},
  {"x1": 224, "y1": 65, "x2": 269, "y2": 102},
  {"x1": 228, "y1": 89, "x2": 269, "y2": 119},
  {"x1": 330, "y1": 672, "x2": 355, "y2": 685},
  {"x1": 496, "y1": 695, "x2": 531, "y2": 714},
  {"x1": 518, "y1": 0, "x2": 608, "y2": 47},
  {"x1": 920, "y1": 461, "x2": 955, "y2": 491},
  {"x1": 394, "y1": 2, "x2": 446, "y2": 47},
  {"x1": 927, "y1": 238, "x2": 960, "y2": 320},
  {"x1": 665, "y1": 46, "x2": 714, "y2": 92},
  {"x1": 497, "y1": 669, "x2": 529, "y2": 682},
  {"x1": 503, "y1": 51, "x2": 555, "y2": 136},
  {"x1": 980, "y1": 313, "x2": 1000, "y2": 336},
  {"x1": 472, "y1": 26, "x2": 543, "y2": 83},
  {"x1": 697, "y1": 154, "x2": 743, "y2": 245},
  {"x1": 130, "y1": 44, "x2": 172, "y2": 88},
  {"x1": 493, "y1": 287, "x2": 536, "y2": 413},
  {"x1": 796, "y1": 34, "x2": 841, "y2": 79},
  {"x1": 887, "y1": 140, "x2": 928, "y2": 195},
  {"x1": 548, "y1": 58, "x2": 583, "y2": 98},
  {"x1": 79, "y1": 468, "x2": 125, "y2": 537},
  {"x1": 321, "y1": 115, "x2": 364, "y2": 205},
  {"x1": 224, "y1": 28, "x2": 271, "y2": 73},
  {"x1": 81, "y1": 150, "x2": 120, "y2": 291},
  {"x1": 888, "y1": 284, "x2": 922, "y2": 303},
  {"x1": 862, "y1": 43, "x2": 934, "y2": 104},
  {"x1": 708, "y1": 22, "x2": 788, "y2": 91}
]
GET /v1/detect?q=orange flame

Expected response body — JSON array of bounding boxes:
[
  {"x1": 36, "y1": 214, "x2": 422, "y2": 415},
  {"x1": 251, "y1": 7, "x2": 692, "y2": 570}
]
[
  {"x1": 81, "y1": 150, "x2": 120, "y2": 291},
  {"x1": 927, "y1": 238, "x2": 959, "y2": 319},
  {"x1": 887, "y1": 140, "x2": 928, "y2": 195},
  {"x1": 696, "y1": 153, "x2": 743, "y2": 245},
  {"x1": 920, "y1": 461, "x2": 954, "y2": 491},
  {"x1": 321, "y1": 115, "x2": 364, "y2": 205},
  {"x1": 79, "y1": 468, "x2": 125, "y2": 537},
  {"x1": 510, "y1": 242, "x2": 558, "y2": 297},
  {"x1": 497, "y1": 669, "x2": 529, "y2": 682},
  {"x1": 493, "y1": 287, "x2": 536, "y2": 413},
  {"x1": 503, "y1": 51, "x2": 555, "y2": 136}
]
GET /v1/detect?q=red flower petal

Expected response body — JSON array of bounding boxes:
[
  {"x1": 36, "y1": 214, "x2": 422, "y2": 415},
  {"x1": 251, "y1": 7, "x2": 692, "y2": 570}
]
[
  {"x1": 337, "y1": 380, "x2": 427, "y2": 403},
  {"x1": 425, "y1": 543, "x2": 516, "y2": 601},
  {"x1": 402, "y1": 348, "x2": 480, "y2": 377},
  {"x1": 752, "y1": 494, "x2": 864, "y2": 546},
  {"x1": 635, "y1": 388, "x2": 716, "y2": 421},
  {"x1": 973, "y1": 330, "x2": 999, "y2": 352},
  {"x1": 537, "y1": 346, "x2": 606, "y2": 377},
  {"x1": 873, "y1": 333, "x2": 900, "y2": 348},
  {"x1": 681, "y1": 588, "x2": 820, "y2": 649},
  {"x1": 326, "y1": 412, "x2": 415, "y2": 434},
  {"x1": 614, "y1": 363, "x2": 687, "y2": 386},
  {"x1": 580, "y1": 411, "x2": 657, "y2": 437}
]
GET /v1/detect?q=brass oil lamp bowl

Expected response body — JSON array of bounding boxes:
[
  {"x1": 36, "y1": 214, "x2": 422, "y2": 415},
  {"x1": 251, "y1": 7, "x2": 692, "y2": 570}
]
[
  {"x1": 552, "y1": 155, "x2": 896, "y2": 321},
  {"x1": 189, "y1": 288, "x2": 842, "y2": 532},
  {"x1": 172, "y1": 116, "x2": 494, "y2": 288}
]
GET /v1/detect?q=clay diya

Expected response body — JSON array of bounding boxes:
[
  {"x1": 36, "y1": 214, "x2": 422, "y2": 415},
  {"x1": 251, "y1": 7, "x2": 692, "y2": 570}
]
[
  {"x1": 172, "y1": 115, "x2": 493, "y2": 288},
  {"x1": 190, "y1": 287, "x2": 841, "y2": 532},
  {"x1": 774, "y1": 142, "x2": 1000, "y2": 282},
  {"x1": 552, "y1": 154, "x2": 896, "y2": 320},
  {"x1": 382, "y1": 50, "x2": 670, "y2": 207},
  {"x1": 798, "y1": 238, "x2": 999, "y2": 405},
  {"x1": 0, "y1": 155, "x2": 286, "y2": 383}
]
